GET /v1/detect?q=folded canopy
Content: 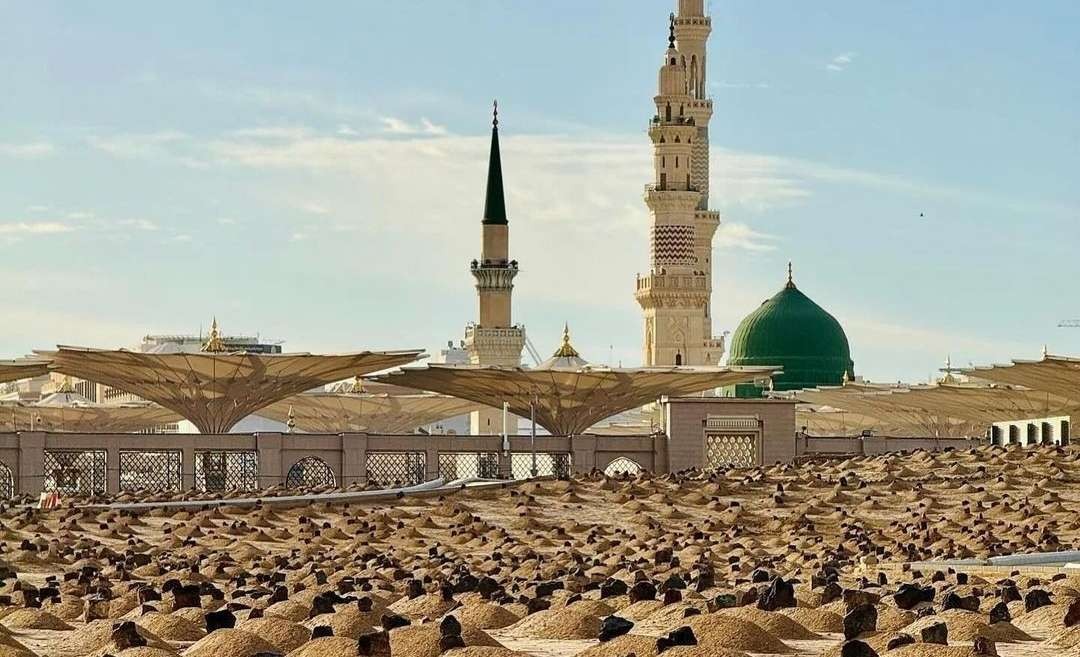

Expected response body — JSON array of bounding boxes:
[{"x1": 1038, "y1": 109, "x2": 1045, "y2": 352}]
[{"x1": 258, "y1": 391, "x2": 483, "y2": 434}]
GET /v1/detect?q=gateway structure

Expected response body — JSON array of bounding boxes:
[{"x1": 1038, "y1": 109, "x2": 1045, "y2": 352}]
[{"x1": 635, "y1": 1, "x2": 725, "y2": 367}]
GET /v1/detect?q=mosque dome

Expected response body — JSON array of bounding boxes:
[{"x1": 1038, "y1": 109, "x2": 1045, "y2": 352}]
[{"x1": 727, "y1": 265, "x2": 854, "y2": 397}]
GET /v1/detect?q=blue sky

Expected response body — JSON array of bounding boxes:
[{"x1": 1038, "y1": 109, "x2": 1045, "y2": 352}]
[{"x1": 2, "y1": 0, "x2": 1077, "y2": 382}]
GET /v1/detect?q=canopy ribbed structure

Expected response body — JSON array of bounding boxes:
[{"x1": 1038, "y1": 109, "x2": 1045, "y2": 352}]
[
  {"x1": 795, "y1": 379, "x2": 1080, "y2": 438},
  {"x1": 0, "y1": 359, "x2": 50, "y2": 384},
  {"x1": 376, "y1": 364, "x2": 777, "y2": 436},
  {"x1": 0, "y1": 402, "x2": 181, "y2": 433},
  {"x1": 258, "y1": 392, "x2": 483, "y2": 434},
  {"x1": 963, "y1": 355, "x2": 1080, "y2": 400},
  {"x1": 39, "y1": 346, "x2": 424, "y2": 433}
]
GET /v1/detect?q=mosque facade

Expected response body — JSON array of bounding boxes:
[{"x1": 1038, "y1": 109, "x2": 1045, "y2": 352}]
[{"x1": 635, "y1": 0, "x2": 725, "y2": 367}]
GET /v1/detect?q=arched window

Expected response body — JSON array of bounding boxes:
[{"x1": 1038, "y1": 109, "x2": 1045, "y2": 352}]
[
  {"x1": 286, "y1": 456, "x2": 337, "y2": 489},
  {"x1": 675, "y1": 353, "x2": 683, "y2": 366},
  {"x1": 665, "y1": 103, "x2": 672, "y2": 122},
  {"x1": 604, "y1": 457, "x2": 643, "y2": 477}
]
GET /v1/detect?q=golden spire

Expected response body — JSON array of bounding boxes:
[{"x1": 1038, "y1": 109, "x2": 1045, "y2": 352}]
[
  {"x1": 286, "y1": 405, "x2": 296, "y2": 433},
  {"x1": 201, "y1": 317, "x2": 227, "y2": 353},
  {"x1": 841, "y1": 370, "x2": 850, "y2": 386},
  {"x1": 552, "y1": 323, "x2": 580, "y2": 358},
  {"x1": 785, "y1": 261, "x2": 795, "y2": 289},
  {"x1": 348, "y1": 375, "x2": 366, "y2": 394},
  {"x1": 57, "y1": 375, "x2": 76, "y2": 394}
]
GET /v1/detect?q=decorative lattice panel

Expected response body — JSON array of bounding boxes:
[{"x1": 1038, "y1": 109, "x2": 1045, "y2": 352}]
[
  {"x1": 438, "y1": 452, "x2": 499, "y2": 481},
  {"x1": 511, "y1": 452, "x2": 571, "y2": 480},
  {"x1": 652, "y1": 225, "x2": 695, "y2": 266},
  {"x1": 43, "y1": 449, "x2": 107, "y2": 494},
  {"x1": 194, "y1": 450, "x2": 258, "y2": 492},
  {"x1": 366, "y1": 451, "x2": 426, "y2": 488},
  {"x1": 0, "y1": 462, "x2": 12, "y2": 499},
  {"x1": 119, "y1": 450, "x2": 182, "y2": 492},
  {"x1": 604, "y1": 456, "x2": 644, "y2": 477},
  {"x1": 286, "y1": 456, "x2": 337, "y2": 489},
  {"x1": 704, "y1": 433, "x2": 757, "y2": 470}
]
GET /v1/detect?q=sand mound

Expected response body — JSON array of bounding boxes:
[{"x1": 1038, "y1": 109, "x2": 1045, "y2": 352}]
[
  {"x1": 449, "y1": 603, "x2": 521, "y2": 630},
  {"x1": 615, "y1": 600, "x2": 665, "y2": 621},
  {"x1": 390, "y1": 593, "x2": 459, "y2": 620},
  {"x1": 780, "y1": 606, "x2": 844, "y2": 633},
  {"x1": 264, "y1": 599, "x2": 311, "y2": 622},
  {"x1": 675, "y1": 613, "x2": 792, "y2": 654},
  {"x1": 103, "y1": 650, "x2": 175, "y2": 657},
  {"x1": 390, "y1": 623, "x2": 502, "y2": 657},
  {"x1": 576, "y1": 633, "x2": 661, "y2": 657},
  {"x1": 502, "y1": 607, "x2": 602, "y2": 641},
  {"x1": 443, "y1": 648, "x2": 530, "y2": 657},
  {"x1": 138, "y1": 611, "x2": 206, "y2": 641},
  {"x1": 886, "y1": 644, "x2": 975, "y2": 657},
  {"x1": 307, "y1": 606, "x2": 378, "y2": 640},
  {"x1": 0, "y1": 608, "x2": 72, "y2": 631},
  {"x1": 286, "y1": 636, "x2": 360, "y2": 657},
  {"x1": 905, "y1": 610, "x2": 1032, "y2": 643},
  {"x1": 719, "y1": 607, "x2": 820, "y2": 639},
  {"x1": 238, "y1": 615, "x2": 311, "y2": 653},
  {"x1": 632, "y1": 602, "x2": 710, "y2": 635},
  {"x1": 184, "y1": 628, "x2": 279, "y2": 657},
  {"x1": 1013, "y1": 602, "x2": 1069, "y2": 636},
  {"x1": 876, "y1": 605, "x2": 918, "y2": 632},
  {"x1": 64, "y1": 620, "x2": 172, "y2": 655},
  {"x1": 1045, "y1": 625, "x2": 1080, "y2": 648}
]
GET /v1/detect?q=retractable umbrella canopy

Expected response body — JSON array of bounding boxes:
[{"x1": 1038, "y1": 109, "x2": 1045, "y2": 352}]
[
  {"x1": 0, "y1": 359, "x2": 50, "y2": 384},
  {"x1": 258, "y1": 391, "x2": 483, "y2": 434},
  {"x1": 40, "y1": 346, "x2": 424, "y2": 433},
  {"x1": 375, "y1": 363, "x2": 778, "y2": 436}
]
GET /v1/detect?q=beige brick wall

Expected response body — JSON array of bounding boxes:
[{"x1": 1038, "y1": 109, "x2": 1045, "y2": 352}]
[{"x1": 662, "y1": 397, "x2": 797, "y2": 470}]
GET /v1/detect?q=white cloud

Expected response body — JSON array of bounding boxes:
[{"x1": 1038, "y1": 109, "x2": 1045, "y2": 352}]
[
  {"x1": 116, "y1": 218, "x2": 159, "y2": 231},
  {"x1": 713, "y1": 222, "x2": 777, "y2": 252},
  {"x1": 379, "y1": 116, "x2": 449, "y2": 136},
  {"x1": 827, "y1": 52, "x2": 857, "y2": 72},
  {"x1": 0, "y1": 221, "x2": 76, "y2": 235},
  {"x1": 87, "y1": 131, "x2": 188, "y2": 158},
  {"x1": 0, "y1": 142, "x2": 55, "y2": 158},
  {"x1": 714, "y1": 81, "x2": 771, "y2": 90}
]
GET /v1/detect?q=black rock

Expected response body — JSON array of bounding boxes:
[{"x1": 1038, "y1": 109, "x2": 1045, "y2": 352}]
[
  {"x1": 821, "y1": 582, "x2": 843, "y2": 604},
  {"x1": 205, "y1": 609, "x2": 236, "y2": 632},
  {"x1": 712, "y1": 593, "x2": 737, "y2": 609},
  {"x1": 110, "y1": 621, "x2": 147, "y2": 650},
  {"x1": 1024, "y1": 589, "x2": 1052, "y2": 613},
  {"x1": 999, "y1": 585, "x2": 1021, "y2": 604},
  {"x1": 886, "y1": 634, "x2": 916, "y2": 650},
  {"x1": 894, "y1": 583, "x2": 935, "y2": 610},
  {"x1": 600, "y1": 578, "x2": 628, "y2": 599},
  {"x1": 988, "y1": 601, "x2": 1011, "y2": 625},
  {"x1": 357, "y1": 629, "x2": 391, "y2": 657},
  {"x1": 920, "y1": 621, "x2": 948, "y2": 645},
  {"x1": 1065, "y1": 598, "x2": 1080, "y2": 628},
  {"x1": 440, "y1": 615, "x2": 462, "y2": 638},
  {"x1": 381, "y1": 613, "x2": 410, "y2": 630},
  {"x1": 844, "y1": 604, "x2": 878, "y2": 640},
  {"x1": 942, "y1": 593, "x2": 980, "y2": 612},
  {"x1": 840, "y1": 639, "x2": 878, "y2": 657},
  {"x1": 656, "y1": 626, "x2": 697, "y2": 653},
  {"x1": 663, "y1": 589, "x2": 683, "y2": 605},
  {"x1": 973, "y1": 636, "x2": 997, "y2": 656},
  {"x1": 757, "y1": 577, "x2": 796, "y2": 611},
  {"x1": 171, "y1": 584, "x2": 201, "y2": 610},
  {"x1": 311, "y1": 625, "x2": 333, "y2": 639},
  {"x1": 599, "y1": 615, "x2": 634, "y2": 642},
  {"x1": 629, "y1": 581, "x2": 657, "y2": 603},
  {"x1": 439, "y1": 634, "x2": 466, "y2": 651}
]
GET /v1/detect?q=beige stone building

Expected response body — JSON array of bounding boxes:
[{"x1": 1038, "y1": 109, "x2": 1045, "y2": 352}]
[
  {"x1": 636, "y1": 1, "x2": 725, "y2": 367},
  {"x1": 463, "y1": 103, "x2": 526, "y2": 434}
]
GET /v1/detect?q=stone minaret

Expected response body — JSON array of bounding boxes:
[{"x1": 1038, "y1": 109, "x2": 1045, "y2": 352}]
[
  {"x1": 634, "y1": 3, "x2": 724, "y2": 367},
  {"x1": 464, "y1": 102, "x2": 526, "y2": 433}
]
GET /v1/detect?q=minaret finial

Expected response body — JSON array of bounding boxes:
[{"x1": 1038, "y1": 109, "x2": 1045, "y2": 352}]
[
  {"x1": 786, "y1": 261, "x2": 795, "y2": 288},
  {"x1": 482, "y1": 101, "x2": 507, "y2": 225},
  {"x1": 668, "y1": 13, "x2": 676, "y2": 49},
  {"x1": 493, "y1": 99, "x2": 498, "y2": 128}
]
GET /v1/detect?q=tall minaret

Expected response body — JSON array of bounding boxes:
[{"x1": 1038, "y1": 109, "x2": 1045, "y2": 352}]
[
  {"x1": 634, "y1": 3, "x2": 724, "y2": 367},
  {"x1": 464, "y1": 101, "x2": 526, "y2": 433}
]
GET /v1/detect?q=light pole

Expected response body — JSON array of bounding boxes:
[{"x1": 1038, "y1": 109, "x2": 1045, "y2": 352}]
[{"x1": 530, "y1": 394, "x2": 538, "y2": 478}]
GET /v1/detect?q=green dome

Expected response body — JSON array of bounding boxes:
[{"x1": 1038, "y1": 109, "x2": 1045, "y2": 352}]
[{"x1": 727, "y1": 272, "x2": 854, "y2": 398}]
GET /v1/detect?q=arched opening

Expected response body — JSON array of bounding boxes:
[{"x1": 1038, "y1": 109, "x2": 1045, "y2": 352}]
[
  {"x1": 1062, "y1": 420, "x2": 1071, "y2": 446},
  {"x1": 286, "y1": 456, "x2": 337, "y2": 489},
  {"x1": 1008, "y1": 425, "x2": 1019, "y2": 445},
  {"x1": 990, "y1": 426, "x2": 1002, "y2": 446},
  {"x1": 665, "y1": 103, "x2": 672, "y2": 121},
  {"x1": 1026, "y1": 423, "x2": 1038, "y2": 446},
  {"x1": 675, "y1": 353, "x2": 683, "y2": 366},
  {"x1": 604, "y1": 457, "x2": 643, "y2": 477},
  {"x1": 0, "y1": 461, "x2": 12, "y2": 499},
  {"x1": 1042, "y1": 422, "x2": 1054, "y2": 445}
]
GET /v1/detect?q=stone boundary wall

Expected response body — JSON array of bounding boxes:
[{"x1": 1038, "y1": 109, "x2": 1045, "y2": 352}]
[
  {"x1": 796, "y1": 434, "x2": 984, "y2": 460},
  {"x1": 0, "y1": 431, "x2": 662, "y2": 496}
]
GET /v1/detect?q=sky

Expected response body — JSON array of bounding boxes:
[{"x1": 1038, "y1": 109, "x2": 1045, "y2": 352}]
[{"x1": 1, "y1": 0, "x2": 1078, "y2": 383}]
